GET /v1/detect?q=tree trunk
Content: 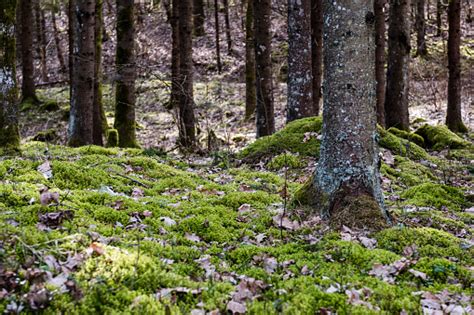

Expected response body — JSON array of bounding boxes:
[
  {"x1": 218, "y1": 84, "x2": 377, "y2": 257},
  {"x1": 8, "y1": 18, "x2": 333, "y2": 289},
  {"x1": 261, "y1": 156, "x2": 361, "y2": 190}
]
[
  {"x1": 304, "y1": 0, "x2": 388, "y2": 229},
  {"x1": 415, "y1": 0, "x2": 428, "y2": 57},
  {"x1": 34, "y1": 2, "x2": 48, "y2": 83},
  {"x1": 375, "y1": 0, "x2": 386, "y2": 126},
  {"x1": 310, "y1": 0, "x2": 323, "y2": 115},
  {"x1": 68, "y1": 0, "x2": 95, "y2": 147},
  {"x1": 20, "y1": 0, "x2": 38, "y2": 103},
  {"x1": 446, "y1": 0, "x2": 466, "y2": 132},
  {"x1": 254, "y1": 0, "x2": 275, "y2": 137},
  {"x1": 169, "y1": 0, "x2": 181, "y2": 110},
  {"x1": 287, "y1": 0, "x2": 313, "y2": 122},
  {"x1": 214, "y1": 0, "x2": 222, "y2": 73},
  {"x1": 178, "y1": 0, "x2": 197, "y2": 148},
  {"x1": 114, "y1": 0, "x2": 138, "y2": 148},
  {"x1": 93, "y1": 0, "x2": 106, "y2": 146},
  {"x1": 0, "y1": 0, "x2": 20, "y2": 150},
  {"x1": 436, "y1": 0, "x2": 442, "y2": 36},
  {"x1": 245, "y1": 0, "x2": 256, "y2": 119},
  {"x1": 223, "y1": 0, "x2": 233, "y2": 54},
  {"x1": 193, "y1": 0, "x2": 205, "y2": 36},
  {"x1": 52, "y1": 8, "x2": 67, "y2": 75},
  {"x1": 68, "y1": 0, "x2": 74, "y2": 91},
  {"x1": 385, "y1": 0, "x2": 411, "y2": 131}
]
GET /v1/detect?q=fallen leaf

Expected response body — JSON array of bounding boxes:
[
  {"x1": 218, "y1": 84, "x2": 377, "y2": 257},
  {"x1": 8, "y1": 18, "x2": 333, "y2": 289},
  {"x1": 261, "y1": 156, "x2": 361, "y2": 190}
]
[
  {"x1": 37, "y1": 161, "x2": 53, "y2": 180},
  {"x1": 185, "y1": 233, "x2": 201, "y2": 243},
  {"x1": 226, "y1": 301, "x2": 246, "y2": 314}
]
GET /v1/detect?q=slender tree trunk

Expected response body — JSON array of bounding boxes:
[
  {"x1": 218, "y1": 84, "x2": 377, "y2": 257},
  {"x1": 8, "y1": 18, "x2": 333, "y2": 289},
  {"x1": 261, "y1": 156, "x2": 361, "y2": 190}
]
[
  {"x1": 245, "y1": 0, "x2": 257, "y2": 119},
  {"x1": 375, "y1": 0, "x2": 386, "y2": 126},
  {"x1": 305, "y1": 0, "x2": 388, "y2": 229},
  {"x1": 93, "y1": 0, "x2": 106, "y2": 145},
  {"x1": 223, "y1": 0, "x2": 233, "y2": 54},
  {"x1": 20, "y1": 0, "x2": 38, "y2": 103},
  {"x1": 193, "y1": 0, "x2": 205, "y2": 36},
  {"x1": 34, "y1": 2, "x2": 48, "y2": 83},
  {"x1": 287, "y1": 0, "x2": 313, "y2": 122},
  {"x1": 254, "y1": 0, "x2": 275, "y2": 137},
  {"x1": 436, "y1": 0, "x2": 442, "y2": 36},
  {"x1": 214, "y1": 0, "x2": 222, "y2": 73},
  {"x1": 68, "y1": 0, "x2": 74, "y2": 91},
  {"x1": 178, "y1": 0, "x2": 197, "y2": 148},
  {"x1": 169, "y1": 0, "x2": 181, "y2": 110},
  {"x1": 415, "y1": 0, "x2": 428, "y2": 57},
  {"x1": 68, "y1": 0, "x2": 95, "y2": 147},
  {"x1": 310, "y1": 0, "x2": 323, "y2": 115},
  {"x1": 0, "y1": 0, "x2": 20, "y2": 150},
  {"x1": 446, "y1": 0, "x2": 466, "y2": 132},
  {"x1": 52, "y1": 8, "x2": 67, "y2": 75},
  {"x1": 385, "y1": 0, "x2": 411, "y2": 131},
  {"x1": 115, "y1": 0, "x2": 138, "y2": 147}
]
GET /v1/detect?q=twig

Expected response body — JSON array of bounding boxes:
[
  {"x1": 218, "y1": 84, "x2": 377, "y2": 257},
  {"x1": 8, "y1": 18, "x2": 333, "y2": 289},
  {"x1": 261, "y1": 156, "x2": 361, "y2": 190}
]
[{"x1": 110, "y1": 172, "x2": 150, "y2": 188}]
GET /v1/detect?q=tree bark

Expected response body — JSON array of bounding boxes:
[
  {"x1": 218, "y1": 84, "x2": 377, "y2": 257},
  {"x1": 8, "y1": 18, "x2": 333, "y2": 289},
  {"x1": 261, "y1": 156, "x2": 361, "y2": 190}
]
[
  {"x1": 68, "y1": 0, "x2": 95, "y2": 147},
  {"x1": 34, "y1": 2, "x2": 48, "y2": 83},
  {"x1": 19, "y1": 0, "x2": 38, "y2": 103},
  {"x1": 375, "y1": 0, "x2": 386, "y2": 126},
  {"x1": 415, "y1": 0, "x2": 428, "y2": 57},
  {"x1": 306, "y1": 0, "x2": 388, "y2": 229},
  {"x1": 245, "y1": 0, "x2": 256, "y2": 119},
  {"x1": 446, "y1": 0, "x2": 467, "y2": 132},
  {"x1": 310, "y1": 0, "x2": 323, "y2": 115},
  {"x1": 436, "y1": 0, "x2": 442, "y2": 36},
  {"x1": 0, "y1": 0, "x2": 20, "y2": 150},
  {"x1": 254, "y1": 0, "x2": 275, "y2": 137},
  {"x1": 93, "y1": 0, "x2": 106, "y2": 146},
  {"x1": 287, "y1": 0, "x2": 313, "y2": 122},
  {"x1": 223, "y1": 0, "x2": 233, "y2": 54},
  {"x1": 114, "y1": 0, "x2": 138, "y2": 148},
  {"x1": 214, "y1": 0, "x2": 222, "y2": 73},
  {"x1": 169, "y1": 0, "x2": 181, "y2": 110},
  {"x1": 51, "y1": 7, "x2": 67, "y2": 75},
  {"x1": 178, "y1": 0, "x2": 197, "y2": 148},
  {"x1": 193, "y1": 0, "x2": 205, "y2": 36},
  {"x1": 385, "y1": 0, "x2": 411, "y2": 131}
]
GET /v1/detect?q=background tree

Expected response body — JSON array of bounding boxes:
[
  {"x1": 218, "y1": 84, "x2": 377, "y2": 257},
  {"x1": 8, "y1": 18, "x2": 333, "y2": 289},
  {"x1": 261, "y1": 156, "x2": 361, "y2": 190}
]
[
  {"x1": 115, "y1": 0, "x2": 138, "y2": 148},
  {"x1": 93, "y1": 0, "x2": 106, "y2": 145},
  {"x1": 287, "y1": 0, "x2": 313, "y2": 122},
  {"x1": 311, "y1": 0, "x2": 323, "y2": 115},
  {"x1": 214, "y1": 0, "x2": 222, "y2": 73},
  {"x1": 68, "y1": 0, "x2": 95, "y2": 147},
  {"x1": 245, "y1": 0, "x2": 256, "y2": 119},
  {"x1": 446, "y1": 0, "x2": 467, "y2": 132},
  {"x1": 385, "y1": 0, "x2": 411, "y2": 130},
  {"x1": 0, "y1": 0, "x2": 20, "y2": 150},
  {"x1": 169, "y1": 0, "x2": 180, "y2": 110},
  {"x1": 223, "y1": 0, "x2": 233, "y2": 54},
  {"x1": 193, "y1": 0, "x2": 205, "y2": 37},
  {"x1": 254, "y1": 0, "x2": 275, "y2": 137},
  {"x1": 51, "y1": 5, "x2": 67, "y2": 75},
  {"x1": 375, "y1": 0, "x2": 386, "y2": 126},
  {"x1": 34, "y1": 1, "x2": 48, "y2": 83},
  {"x1": 301, "y1": 0, "x2": 388, "y2": 229},
  {"x1": 415, "y1": 0, "x2": 428, "y2": 57}
]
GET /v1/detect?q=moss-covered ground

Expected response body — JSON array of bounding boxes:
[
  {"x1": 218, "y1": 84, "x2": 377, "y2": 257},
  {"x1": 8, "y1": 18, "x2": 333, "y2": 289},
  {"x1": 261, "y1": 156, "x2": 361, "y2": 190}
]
[{"x1": 1, "y1": 124, "x2": 473, "y2": 314}]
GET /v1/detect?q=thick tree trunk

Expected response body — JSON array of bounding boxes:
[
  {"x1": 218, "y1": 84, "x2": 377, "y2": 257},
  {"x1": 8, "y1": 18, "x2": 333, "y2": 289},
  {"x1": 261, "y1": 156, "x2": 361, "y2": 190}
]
[
  {"x1": 193, "y1": 0, "x2": 205, "y2": 36},
  {"x1": 169, "y1": 0, "x2": 181, "y2": 110},
  {"x1": 223, "y1": 0, "x2": 233, "y2": 54},
  {"x1": 385, "y1": 0, "x2": 411, "y2": 131},
  {"x1": 20, "y1": 0, "x2": 38, "y2": 103},
  {"x1": 245, "y1": 0, "x2": 257, "y2": 119},
  {"x1": 310, "y1": 0, "x2": 323, "y2": 115},
  {"x1": 93, "y1": 0, "x2": 106, "y2": 146},
  {"x1": 305, "y1": 0, "x2": 388, "y2": 229},
  {"x1": 214, "y1": 0, "x2": 222, "y2": 73},
  {"x1": 178, "y1": 0, "x2": 197, "y2": 148},
  {"x1": 0, "y1": 0, "x2": 20, "y2": 150},
  {"x1": 287, "y1": 0, "x2": 313, "y2": 122},
  {"x1": 52, "y1": 8, "x2": 67, "y2": 75},
  {"x1": 375, "y1": 0, "x2": 386, "y2": 126},
  {"x1": 415, "y1": 0, "x2": 428, "y2": 57},
  {"x1": 68, "y1": 0, "x2": 95, "y2": 147},
  {"x1": 254, "y1": 0, "x2": 275, "y2": 137},
  {"x1": 446, "y1": 0, "x2": 467, "y2": 132},
  {"x1": 114, "y1": 0, "x2": 138, "y2": 148}
]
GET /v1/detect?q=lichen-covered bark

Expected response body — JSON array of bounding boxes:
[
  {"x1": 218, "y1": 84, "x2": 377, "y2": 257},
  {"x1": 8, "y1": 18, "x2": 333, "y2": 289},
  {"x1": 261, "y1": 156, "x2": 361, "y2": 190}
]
[
  {"x1": 311, "y1": 0, "x2": 323, "y2": 115},
  {"x1": 178, "y1": 0, "x2": 197, "y2": 148},
  {"x1": 114, "y1": 0, "x2": 138, "y2": 148},
  {"x1": 310, "y1": 0, "x2": 388, "y2": 227},
  {"x1": 415, "y1": 0, "x2": 428, "y2": 57},
  {"x1": 245, "y1": 0, "x2": 256, "y2": 120},
  {"x1": 0, "y1": 0, "x2": 20, "y2": 150},
  {"x1": 93, "y1": 0, "x2": 106, "y2": 146},
  {"x1": 254, "y1": 0, "x2": 275, "y2": 137},
  {"x1": 193, "y1": 0, "x2": 205, "y2": 37},
  {"x1": 374, "y1": 0, "x2": 386, "y2": 126},
  {"x1": 287, "y1": 0, "x2": 313, "y2": 122},
  {"x1": 446, "y1": 0, "x2": 467, "y2": 133},
  {"x1": 385, "y1": 0, "x2": 411, "y2": 131},
  {"x1": 19, "y1": 0, "x2": 38, "y2": 103},
  {"x1": 68, "y1": 0, "x2": 95, "y2": 147}
]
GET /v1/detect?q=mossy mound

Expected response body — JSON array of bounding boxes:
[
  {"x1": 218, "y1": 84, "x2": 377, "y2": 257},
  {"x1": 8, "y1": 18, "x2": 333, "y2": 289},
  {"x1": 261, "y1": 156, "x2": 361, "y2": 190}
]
[
  {"x1": 378, "y1": 126, "x2": 429, "y2": 160},
  {"x1": 267, "y1": 152, "x2": 305, "y2": 170},
  {"x1": 387, "y1": 127, "x2": 425, "y2": 147},
  {"x1": 401, "y1": 182, "x2": 468, "y2": 211},
  {"x1": 381, "y1": 155, "x2": 436, "y2": 187},
  {"x1": 415, "y1": 124, "x2": 471, "y2": 151}
]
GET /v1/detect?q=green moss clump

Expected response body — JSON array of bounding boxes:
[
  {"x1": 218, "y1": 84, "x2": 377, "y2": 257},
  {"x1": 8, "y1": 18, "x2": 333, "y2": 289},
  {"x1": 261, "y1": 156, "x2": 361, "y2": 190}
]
[
  {"x1": 381, "y1": 156, "x2": 435, "y2": 187},
  {"x1": 39, "y1": 100, "x2": 60, "y2": 111},
  {"x1": 106, "y1": 129, "x2": 119, "y2": 147},
  {"x1": 239, "y1": 116, "x2": 323, "y2": 161},
  {"x1": 267, "y1": 153, "x2": 305, "y2": 170},
  {"x1": 32, "y1": 128, "x2": 59, "y2": 142},
  {"x1": 378, "y1": 126, "x2": 429, "y2": 160},
  {"x1": 387, "y1": 127, "x2": 425, "y2": 147},
  {"x1": 415, "y1": 124, "x2": 471, "y2": 151},
  {"x1": 401, "y1": 183, "x2": 468, "y2": 211}
]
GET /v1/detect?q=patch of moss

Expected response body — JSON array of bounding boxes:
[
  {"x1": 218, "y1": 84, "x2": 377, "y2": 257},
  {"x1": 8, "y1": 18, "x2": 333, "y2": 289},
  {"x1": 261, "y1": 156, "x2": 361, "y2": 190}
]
[
  {"x1": 415, "y1": 124, "x2": 471, "y2": 151},
  {"x1": 401, "y1": 183, "x2": 468, "y2": 211},
  {"x1": 378, "y1": 126, "x2": 429, "y2": 160},
  {"x1": 267, "y1": 152, "x2": 305, "y2": 170},
  {"x1": 39, "y1": 100, "x2": 60, "y2": 111},
  {"x1": 106, "y1": 129, "x2": 119, "y2": 147},
  {"x1": 387, "y1": 127, "x2": 425, "y2": 147},
  {"x1": 381, "y1": 156, "x2": 436, "y2": 187},
  {"x1": 413, "y1": 257, "x2": 473, "y2": 287},
  {"x1": 32, "y1": 128, "x2": 59, "y2": 143}
]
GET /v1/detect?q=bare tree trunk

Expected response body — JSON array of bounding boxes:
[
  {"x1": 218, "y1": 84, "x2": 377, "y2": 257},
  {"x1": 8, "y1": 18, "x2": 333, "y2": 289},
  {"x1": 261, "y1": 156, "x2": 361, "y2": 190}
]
[
  {"x1": 68, "y1": 0, "x2": 95, "y2": 147},
  {"x1": 223, "y1": 0, "x2": 233, "y2": 54},
  {"x1": 385, "y1": 0, "x2": 411, "y2": 131},
  {"x1": 193, "y1": 0, "x2": 205, "y2": 36},
  {"x1": 0, "y1": 0, "x2": 20, "y2": 150},
  {"x1": 34, "y1": 2, "x2": 48, "y2": 83},
  {"x1": 254, "y1": 0, "x2": 275, "y2": 137},
  {"x1": 446, "y1": 0, "x2": 467, "y2": 132},
  {"x1": 214, "y1": 0, "x2": 222, "y2": 73},
  {"x1": 245, "y1": 0, "x2": 256, "y2": 120},
  {"x1": 115, "y1": 0, "x2": 139, "y2": 147},
  {"x1": 415, "y1": 0, "x2": 428, "y2": 57},
  {"x1": 68, "y1": 0, "x2": 74, "y2": 91},
  {"x1": 287, "y1": 0, "x2": 313, "y2": 122},
  {"x1": 93, "y1": 0, "x2": 106, "y2": 146},
  {"x1": 310, "y1": 0, "x2": 323, "y2": 115},
  {"x1": 52, "y1": 8, "x2": 67, "y2": 75},
  {"x1": 436, "y1": 0, "x2": 442, "y2": 36},
  {"x1": 375, "y1": 0, "x2": 386, "y2": 126},
  {"x1": 20, "y1": 0, "x2": 39, "y2": 103},
  {"x1": 169, "y1": 0, "x2": 181, "y2": 110}
]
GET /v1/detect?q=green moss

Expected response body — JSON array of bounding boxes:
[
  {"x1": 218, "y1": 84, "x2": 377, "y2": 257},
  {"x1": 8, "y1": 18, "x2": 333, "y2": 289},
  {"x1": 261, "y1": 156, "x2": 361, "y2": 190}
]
[
  {"x1": 267, "y1": 152, "x2": 305, "y2": 170},
  {"x1": 106, "y1": 129, "x2": 119, "y2": 147},
  {"x1": 239, "y1": 116, "x2": 323, "y2": 161},
  {"x1": 39, "y1": 100, "x2": 60, "y2": 111},
  {"x1": 381, "y1": 156, "x2": 436, "y2": 187},
  {"x1": 413, "y1": 257, "x2": 473, "y2": 287},
  {"x1": 401, "y1": 183, "x2": 468, "y2": 211},
  {"x1": 219, "y1": 190, "x2": 280, "y2": 210},
  {"x1": 387, "y1": 127, "x2": 425, "y2": 147},
  {"x1": 32, "y1": 128, "x2": 59, "y2": 142},
  {"x1": 415, "y1": 124, "x2": 471, "y2": 151},
  {"x1": 378, "y1": 126, "x2": 429, "y2": 160}
]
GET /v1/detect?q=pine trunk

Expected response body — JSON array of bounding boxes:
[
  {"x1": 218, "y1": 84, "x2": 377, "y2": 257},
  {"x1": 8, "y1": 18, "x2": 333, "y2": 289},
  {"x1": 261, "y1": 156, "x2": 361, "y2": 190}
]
[
  {"x1": 436, "y1": 0, "x2": 442, "y2": 36},
  {"x1": 415, "y1": 0, "x2": 428, "y2": 57},
  {"x1": 223, "y1": 0, "x2": 233, "y2": 54},
  {"x1": 244, "y1": 0, "x2": 256, "y2": 119},
  {"x1": 20, "y1": 0, "x2": 38, "y2": 103},
  {"x1": 375, "y1": 0, "x2": 386, "y2": 126},
  {"x1": 52, "y1": 8, "x2": 67, "y2": 75},
  {"x1": 93, "y1": 0, "x2": 106, "y2": 146},
  {"x1": 214, "y1": 0, "x2": 222, "y2": 73},
  {"x1": 170, "y1": 0, "x2": 180, "y2": 110},
  {"x1": 310, "y1": 0, "x2": 323, "y2": 115},
  {"x1": 193, "y1": 0, "x2": 205, "y2": 36}
]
